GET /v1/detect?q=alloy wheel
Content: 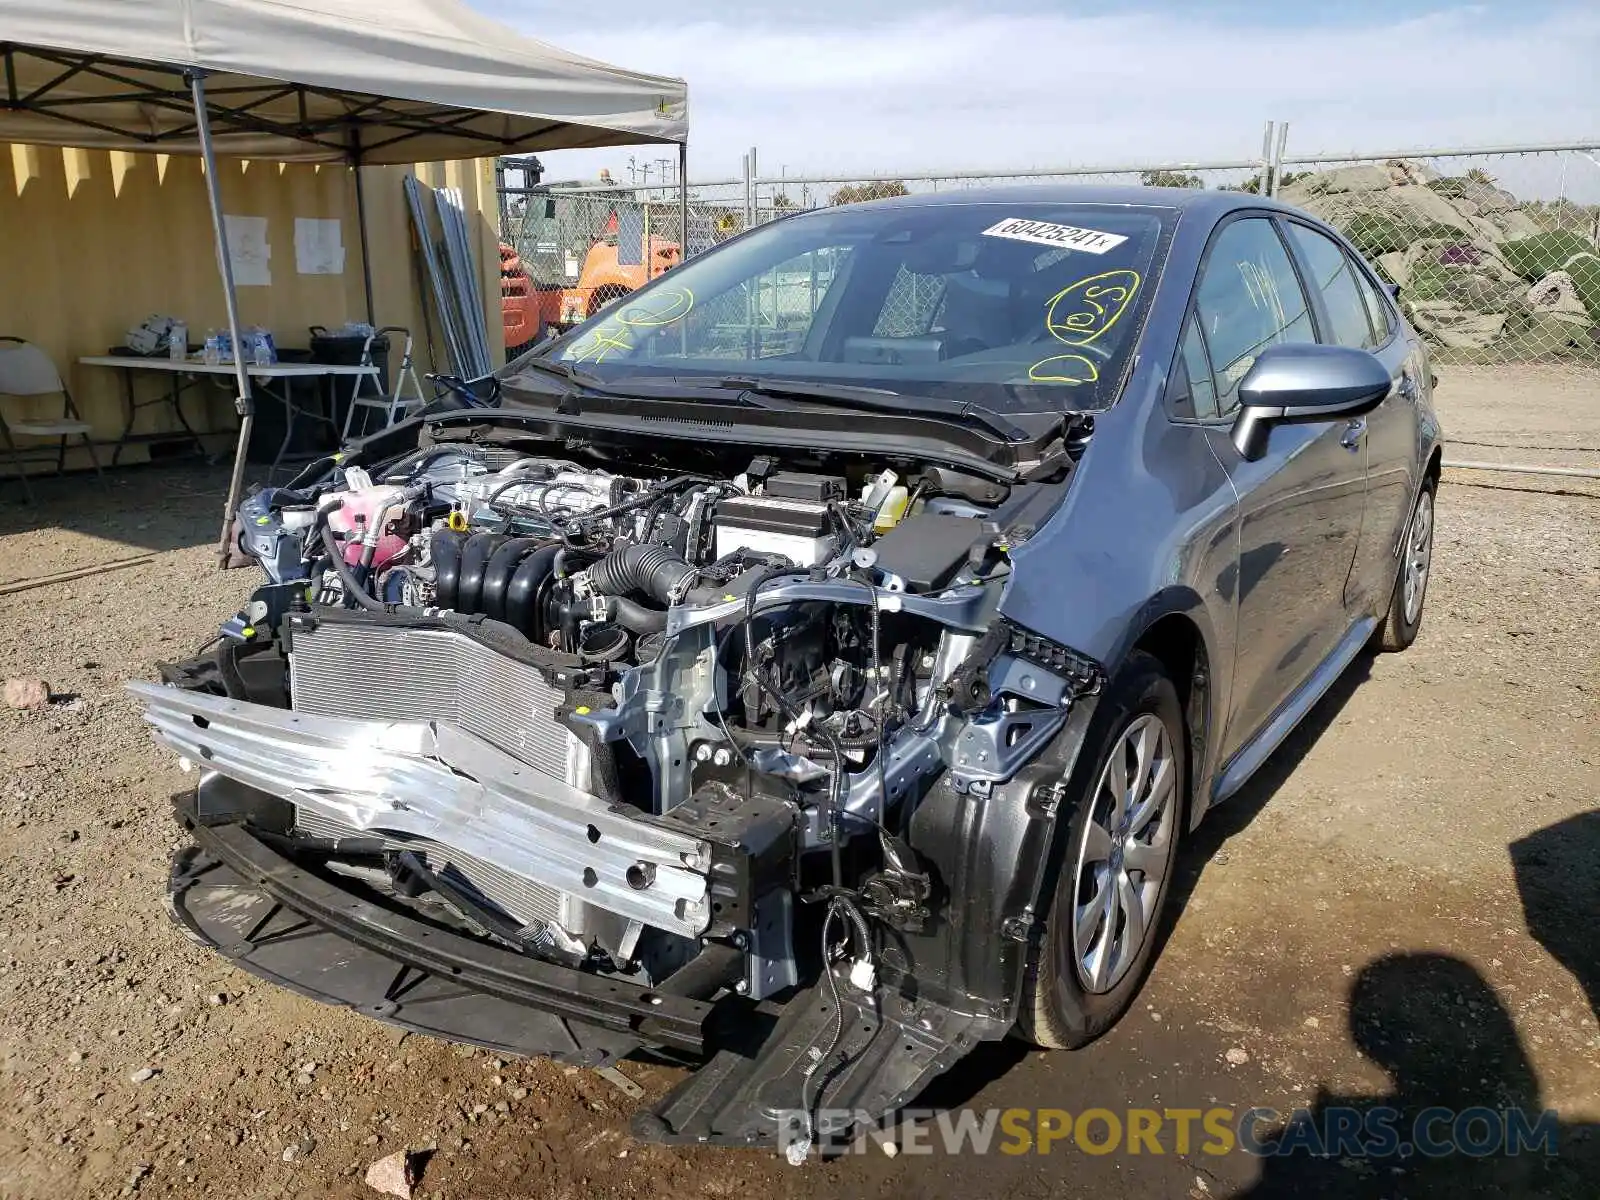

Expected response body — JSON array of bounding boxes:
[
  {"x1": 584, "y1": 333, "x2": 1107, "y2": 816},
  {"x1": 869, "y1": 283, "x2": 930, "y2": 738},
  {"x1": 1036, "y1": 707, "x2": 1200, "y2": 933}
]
[
  {"x1": 1069, "y1": 713, "x2": 1179, "y2": 995},
  {"x1": 1403, "y1": 489, "x2": 1434, "y2": 626}
]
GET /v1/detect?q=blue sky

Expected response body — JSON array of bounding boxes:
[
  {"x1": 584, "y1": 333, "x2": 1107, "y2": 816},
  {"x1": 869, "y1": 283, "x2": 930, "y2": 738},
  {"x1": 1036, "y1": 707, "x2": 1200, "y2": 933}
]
[{"x1": 472, "y1": 1, "x2": 1600, "y2": 194}]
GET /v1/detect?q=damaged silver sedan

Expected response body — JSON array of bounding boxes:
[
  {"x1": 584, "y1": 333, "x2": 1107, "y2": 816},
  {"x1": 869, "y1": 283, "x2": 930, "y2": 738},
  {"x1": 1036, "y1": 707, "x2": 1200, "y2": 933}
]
[{"x1": 136, "y1": 186, "x2": 1440, "y2": 1152}]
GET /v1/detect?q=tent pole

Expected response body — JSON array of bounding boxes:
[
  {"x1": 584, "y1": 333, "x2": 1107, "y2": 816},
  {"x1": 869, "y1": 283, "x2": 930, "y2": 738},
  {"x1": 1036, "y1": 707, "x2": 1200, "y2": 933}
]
[
  {"x1": 678, "y1": 142, "x2": 689, "y2": 261},
  {"x1": 189, "y1": 71, "x2": 255, "y2": 564},
  {"x1": 352, "y1": 131, "x2": 376, "y2": 325}
]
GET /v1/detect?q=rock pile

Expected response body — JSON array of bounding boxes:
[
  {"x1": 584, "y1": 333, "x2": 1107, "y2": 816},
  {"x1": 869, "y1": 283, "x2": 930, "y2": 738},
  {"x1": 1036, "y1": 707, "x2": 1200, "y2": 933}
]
[{"x1": 1279, "y1": 160, "x2": 1600, "y2": 361}]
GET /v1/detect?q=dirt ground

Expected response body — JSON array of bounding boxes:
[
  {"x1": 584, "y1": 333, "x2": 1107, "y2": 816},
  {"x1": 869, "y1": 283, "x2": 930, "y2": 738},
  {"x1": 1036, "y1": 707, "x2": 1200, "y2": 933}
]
[{"x1": 0, "y1": 367, "x2": 1595, "y2": 1199}]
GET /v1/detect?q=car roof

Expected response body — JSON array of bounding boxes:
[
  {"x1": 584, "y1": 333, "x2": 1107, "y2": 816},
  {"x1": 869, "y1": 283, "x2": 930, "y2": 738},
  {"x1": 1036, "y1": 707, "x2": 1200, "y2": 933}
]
[{"x1": 819, "y1": 183, "x2": 1300, "y2": 221}]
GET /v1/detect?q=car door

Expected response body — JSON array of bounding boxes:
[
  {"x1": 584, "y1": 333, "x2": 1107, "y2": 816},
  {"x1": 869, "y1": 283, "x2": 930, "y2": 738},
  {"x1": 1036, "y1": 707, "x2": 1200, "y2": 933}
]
[
  {"x1": 1281, "y1": 219, "x2": 1422, "y2": 616},
  {"x1": 1186, "y1": 215, "x2": 1369, "y2": 763}
]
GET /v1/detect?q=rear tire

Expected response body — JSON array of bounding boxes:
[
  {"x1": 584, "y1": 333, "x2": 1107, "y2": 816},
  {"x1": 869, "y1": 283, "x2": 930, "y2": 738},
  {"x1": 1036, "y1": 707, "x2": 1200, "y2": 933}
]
[
  {"x1": 1376, "y1": 480, "x2": 1435, "y2": 653},
  {"x1": 1019, "y1": 651, "x2": 1185, "y2": 1049}
]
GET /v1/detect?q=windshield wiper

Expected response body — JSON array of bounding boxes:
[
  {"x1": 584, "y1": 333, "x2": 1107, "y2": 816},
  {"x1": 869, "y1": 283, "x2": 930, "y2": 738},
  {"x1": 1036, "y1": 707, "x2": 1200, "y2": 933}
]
[
  {"x1": 715, "y1": 375, "x2": 1032, "y2": 442},
  {"x1": 516, "y1": 357, "x2": 608, "y2": 388}
]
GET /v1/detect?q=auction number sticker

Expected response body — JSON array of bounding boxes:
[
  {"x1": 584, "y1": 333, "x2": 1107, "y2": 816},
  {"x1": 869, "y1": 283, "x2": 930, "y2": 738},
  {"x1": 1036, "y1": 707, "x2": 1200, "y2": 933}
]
[{"x1": 981, "y1": 218, "x2": 1127, "y2": 255}]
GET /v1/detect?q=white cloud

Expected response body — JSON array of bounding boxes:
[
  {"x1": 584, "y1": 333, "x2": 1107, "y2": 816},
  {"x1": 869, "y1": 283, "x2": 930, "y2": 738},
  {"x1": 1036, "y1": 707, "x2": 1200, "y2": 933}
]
[{"x1": 488, "y1": 5, "x2": 1600, "y2": 194}]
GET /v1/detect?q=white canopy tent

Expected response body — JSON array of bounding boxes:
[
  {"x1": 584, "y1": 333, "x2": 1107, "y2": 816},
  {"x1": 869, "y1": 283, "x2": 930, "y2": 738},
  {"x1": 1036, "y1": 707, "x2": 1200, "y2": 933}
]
[{"x1": 0, "y1": 0, "x2": 689, "y2": 553}]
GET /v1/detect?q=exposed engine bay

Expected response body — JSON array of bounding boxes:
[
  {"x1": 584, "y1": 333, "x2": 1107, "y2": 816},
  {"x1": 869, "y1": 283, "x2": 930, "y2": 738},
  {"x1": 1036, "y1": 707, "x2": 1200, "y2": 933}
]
[{"x1": 139, "y1": 419, "x2": 1105, "y2": 1146}]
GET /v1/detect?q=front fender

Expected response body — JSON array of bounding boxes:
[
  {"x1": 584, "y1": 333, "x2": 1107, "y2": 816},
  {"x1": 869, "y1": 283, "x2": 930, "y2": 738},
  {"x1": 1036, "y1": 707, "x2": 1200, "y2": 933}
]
[{"x1": 894, "y1": 693, "x2": 1100, "y2": 1036}]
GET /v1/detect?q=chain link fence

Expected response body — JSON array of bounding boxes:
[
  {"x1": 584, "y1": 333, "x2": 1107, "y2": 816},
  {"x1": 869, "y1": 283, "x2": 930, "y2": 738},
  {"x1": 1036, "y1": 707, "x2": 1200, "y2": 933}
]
[
  {"x1": 499, "y1": 179, "x2": 747, "y2": 350},
  {"x1": 1274, "y1": 146, "x2": 1600, "y2": 369},
  {"x1": 497, "y1": 140, "x2": 1600, "y2": 377}
]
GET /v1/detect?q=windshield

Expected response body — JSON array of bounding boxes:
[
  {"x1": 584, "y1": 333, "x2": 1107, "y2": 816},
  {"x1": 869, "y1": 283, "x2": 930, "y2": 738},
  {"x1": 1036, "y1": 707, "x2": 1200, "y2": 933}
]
[{"x1": 532, "y1": 201, "x2": 1175, "y2": 413}]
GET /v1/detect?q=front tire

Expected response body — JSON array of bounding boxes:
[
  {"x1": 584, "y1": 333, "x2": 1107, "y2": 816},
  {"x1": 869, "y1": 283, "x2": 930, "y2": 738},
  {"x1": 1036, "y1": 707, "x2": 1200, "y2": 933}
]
[
  {"x1": 1019, "y1": 651, "x2": 1186, "y2": 1049},
  {"x1": 1376, "y1": 480, "x2": 1435, "y2": 652}
]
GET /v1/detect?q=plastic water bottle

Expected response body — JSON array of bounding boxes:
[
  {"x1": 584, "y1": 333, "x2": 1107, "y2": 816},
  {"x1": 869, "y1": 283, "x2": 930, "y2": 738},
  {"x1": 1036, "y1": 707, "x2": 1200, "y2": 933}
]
[
  {"x1": 202, "y1": 330, "x2": 221, "y2": 366},
  {"x1": 168, "y1": 320, "x2": 187, "y2": 361}
]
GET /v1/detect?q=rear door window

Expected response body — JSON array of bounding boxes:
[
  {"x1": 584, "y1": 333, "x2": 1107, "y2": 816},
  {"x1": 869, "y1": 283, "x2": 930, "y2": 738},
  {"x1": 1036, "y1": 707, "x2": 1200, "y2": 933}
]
[
  {"x1": 1285, "y1": 222, "x2": 1381, "y2": 350},
  {"x1": 1352, "y1": 260, "x2": 1395, "y2": 346}
]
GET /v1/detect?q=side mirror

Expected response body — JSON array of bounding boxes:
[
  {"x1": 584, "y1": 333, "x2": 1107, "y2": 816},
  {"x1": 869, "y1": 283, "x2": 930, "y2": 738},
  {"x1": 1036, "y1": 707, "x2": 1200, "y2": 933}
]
[{"x1": 1230, "y1": 343, "x2": 1393, "y2": 461}]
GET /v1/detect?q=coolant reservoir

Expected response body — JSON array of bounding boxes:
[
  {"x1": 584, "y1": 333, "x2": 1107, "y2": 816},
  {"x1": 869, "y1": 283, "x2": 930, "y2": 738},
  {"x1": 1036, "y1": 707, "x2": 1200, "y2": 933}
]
[{"x1": 326, "y1": 485, "x2": 409, "y2": 568}]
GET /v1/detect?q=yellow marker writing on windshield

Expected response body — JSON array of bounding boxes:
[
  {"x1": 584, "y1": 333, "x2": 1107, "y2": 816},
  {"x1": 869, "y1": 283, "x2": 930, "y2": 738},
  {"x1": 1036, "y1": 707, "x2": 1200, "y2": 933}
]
[
  {"x1": 570, "y1": 327, "x2": 635, "y2": 363},
  {"x1": 1028, "y1": 268, "x2": 1141, "y2": 383},
  {"x1": 1044, "y1": 269, "x2": 1141, "y2": 347},
  {"x1": 1028, "y1": 354, "x2": 1101, "y2": 385},
  {"x1": 614, "y1": 287, "x2": 695, "y2": 327}
]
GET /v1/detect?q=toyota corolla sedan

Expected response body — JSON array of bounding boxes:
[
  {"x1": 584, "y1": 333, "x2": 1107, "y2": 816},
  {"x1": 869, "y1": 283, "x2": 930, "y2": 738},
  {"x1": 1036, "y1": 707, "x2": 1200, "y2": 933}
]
[{"x1": 135, "y1": 186, "x2": 1440, "y2": 1151}]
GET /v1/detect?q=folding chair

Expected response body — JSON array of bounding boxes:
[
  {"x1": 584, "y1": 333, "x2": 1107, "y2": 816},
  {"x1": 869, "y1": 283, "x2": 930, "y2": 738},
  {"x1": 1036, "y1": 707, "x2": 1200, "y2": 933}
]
[
  {"x1": 0, "y1": 336, "x2": 106, "y2": 503},
  {"x1": 340, "y1": 326, "x2": 426, "y2": 442}
]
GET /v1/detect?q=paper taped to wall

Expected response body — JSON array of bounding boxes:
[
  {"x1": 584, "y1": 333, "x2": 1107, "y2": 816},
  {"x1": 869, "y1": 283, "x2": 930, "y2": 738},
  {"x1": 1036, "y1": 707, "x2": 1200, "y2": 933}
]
[
  {"x1": 224, "y1": 215, "x2": 271, "y2": 286},
  {"x1": 295, "y1": 218, "x2": 345, "y2": 275}
]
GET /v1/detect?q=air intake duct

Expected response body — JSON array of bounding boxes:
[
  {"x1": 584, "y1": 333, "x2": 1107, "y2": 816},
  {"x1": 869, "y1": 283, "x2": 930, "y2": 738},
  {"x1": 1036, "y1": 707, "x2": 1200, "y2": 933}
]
[{"x1": 583, "y1": 543, "x2": 697, "y2": 606}]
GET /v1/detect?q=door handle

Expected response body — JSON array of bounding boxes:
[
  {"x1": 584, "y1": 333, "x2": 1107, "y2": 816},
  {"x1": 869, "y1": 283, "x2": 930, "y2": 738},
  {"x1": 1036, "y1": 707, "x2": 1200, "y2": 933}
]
[
  {"x1": 1397, "y1": 374, "x2": 1418, "y2": 402},
  {"x1": 1341, "y1": 418, "x2": 1366, "y2": 450}
]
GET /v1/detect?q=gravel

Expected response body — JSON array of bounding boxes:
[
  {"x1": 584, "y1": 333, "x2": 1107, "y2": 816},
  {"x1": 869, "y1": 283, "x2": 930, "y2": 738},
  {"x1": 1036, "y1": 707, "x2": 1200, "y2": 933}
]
[{"x1": 0, "y1": 410, "x2": 1594, "y2": 1199}]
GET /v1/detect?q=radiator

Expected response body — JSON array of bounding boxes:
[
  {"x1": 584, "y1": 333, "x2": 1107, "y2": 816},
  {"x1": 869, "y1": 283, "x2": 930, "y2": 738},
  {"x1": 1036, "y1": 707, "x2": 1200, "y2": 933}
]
[
  {"x1": 287, "y1": 619, "x2": 588, "y2": 931},
  {"x1": 293, "y1": 808, "x2": 574, "y2": 930},
  {"x1": 289, "y1": 620, "x2": 588, "y2": 787}
]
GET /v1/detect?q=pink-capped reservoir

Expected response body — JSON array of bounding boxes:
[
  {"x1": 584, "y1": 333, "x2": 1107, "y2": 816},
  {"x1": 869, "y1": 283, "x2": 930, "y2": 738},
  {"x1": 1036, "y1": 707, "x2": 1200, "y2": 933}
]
[{"x1": 325, "y1": 485, "x2": 410, "y2": 569}]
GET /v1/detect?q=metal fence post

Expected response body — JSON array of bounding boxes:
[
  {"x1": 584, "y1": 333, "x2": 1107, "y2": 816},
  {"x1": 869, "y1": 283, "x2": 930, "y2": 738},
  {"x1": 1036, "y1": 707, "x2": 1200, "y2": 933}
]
[
  {"x1": 749, "y1": 146, "x2": 759, "y2": 225},
  {"x1": 678, "y1": 142, "x2": 690, "y2": 260},
  {"x1": 742, "y1": 151, "x2": 753, "y2": 228},
  {"x1": 1259, "y1": 120, "x2": 1276, "y2": 195},
  {"x1": 1271, "y1": 122, "x2": 1290, "y2": 197}
]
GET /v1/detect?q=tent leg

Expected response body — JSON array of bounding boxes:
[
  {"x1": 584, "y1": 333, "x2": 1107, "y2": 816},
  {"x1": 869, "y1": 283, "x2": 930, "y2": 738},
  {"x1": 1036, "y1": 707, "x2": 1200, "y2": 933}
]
[
  {"x1": 189, "y1": 71, "x2": 256, "y2": 565},
  {"x1": 353, "y1": 138, "x2": 376, "y2": 325}
]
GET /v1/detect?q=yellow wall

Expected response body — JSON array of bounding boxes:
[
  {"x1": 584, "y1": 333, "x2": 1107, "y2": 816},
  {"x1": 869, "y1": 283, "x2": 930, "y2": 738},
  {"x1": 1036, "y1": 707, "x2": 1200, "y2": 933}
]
[{"x1": 0, "y1": 144, "x2": 503, "y2": 469}]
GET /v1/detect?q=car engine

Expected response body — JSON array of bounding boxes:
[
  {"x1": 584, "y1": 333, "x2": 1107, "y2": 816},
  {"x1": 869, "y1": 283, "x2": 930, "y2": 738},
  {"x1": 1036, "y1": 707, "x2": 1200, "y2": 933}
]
[{"x1": 152, "y1": 426, "x2": 1098, "y2": 1019}]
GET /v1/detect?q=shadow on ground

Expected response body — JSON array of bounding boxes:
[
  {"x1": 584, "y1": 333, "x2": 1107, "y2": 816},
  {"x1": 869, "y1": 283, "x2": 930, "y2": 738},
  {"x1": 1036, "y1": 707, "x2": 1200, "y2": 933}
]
[
  {"x1": 1228, "y1": 808, "x2": 1600, "y2": 1197},
  {"x1": 1512, "y1": 811, "x2": 1600, "y2": 1024},
  {"x1": 0, "y1": 462, "x2": 237, "y2": 559},
  {"x1": 1232, "y1": 950, "x2": 1599, "y2": 1199}
]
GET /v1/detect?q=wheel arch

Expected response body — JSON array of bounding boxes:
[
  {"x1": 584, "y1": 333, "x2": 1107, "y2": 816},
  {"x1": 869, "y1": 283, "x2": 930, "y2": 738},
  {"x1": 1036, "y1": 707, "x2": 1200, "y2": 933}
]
[{"x1": 1115, "y1": 595, "x2": 1220, "y2": 833}]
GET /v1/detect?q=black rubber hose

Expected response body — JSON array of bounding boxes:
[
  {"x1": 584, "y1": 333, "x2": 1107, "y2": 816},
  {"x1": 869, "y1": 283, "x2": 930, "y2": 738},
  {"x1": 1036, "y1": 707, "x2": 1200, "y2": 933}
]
[
  {"x1": 480, "y1": 537, "x2": 544, "y2": 623},
  {"x1": 584, "y1": 543, "x2": 697, "y2": 605},
  {"x1": 431, "y1": 529, "x2": 466, "y2": 609},
  {"x1": 504, "y1": 544, "x2": 562, "y2": 637},
  {"x1": 318, "y1": 524, "x2": 387, "y2": 612},
  {"x1": 456, "y1": 532, "x2": 508, "y2": 614},
  {"x1": 608, "y1": 595, "x2": 668, "y2": 634}
]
